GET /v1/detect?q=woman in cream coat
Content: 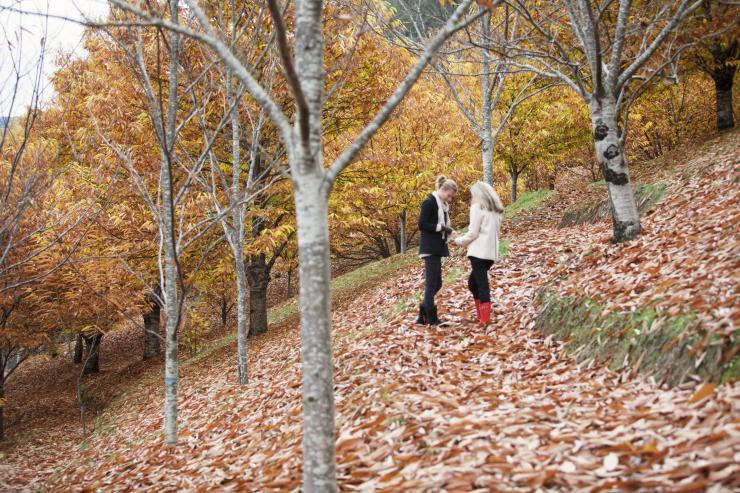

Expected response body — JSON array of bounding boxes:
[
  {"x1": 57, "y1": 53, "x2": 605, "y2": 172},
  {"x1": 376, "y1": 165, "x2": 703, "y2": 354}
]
[{"x1": 453, "y1": 181, "x2": 504, "y2": 324}]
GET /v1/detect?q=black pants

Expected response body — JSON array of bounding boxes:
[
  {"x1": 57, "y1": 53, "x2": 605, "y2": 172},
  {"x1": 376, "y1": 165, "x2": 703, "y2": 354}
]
[
  {"x1": 423, "y1": 255, "x2": 443, "y2": 309},
  {"x1": 467, "y1": 256, "x2": 494, "y2": 303}
]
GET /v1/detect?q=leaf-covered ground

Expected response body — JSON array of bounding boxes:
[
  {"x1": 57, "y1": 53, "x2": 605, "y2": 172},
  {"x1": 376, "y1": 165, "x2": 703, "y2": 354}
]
[
  {"x1": 1, "y1": 132, "x2": 738, "y2": 492},
  {"x1": 548, "y1": 132, "x2": 739, "y2": 340}
]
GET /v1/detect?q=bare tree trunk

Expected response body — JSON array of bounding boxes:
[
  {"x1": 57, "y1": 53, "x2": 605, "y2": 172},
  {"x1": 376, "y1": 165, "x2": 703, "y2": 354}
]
[
  {"x1": 220, "y1": 291, "x2": 229, "y2": 327},
  {"x1": 161, "y1": 0, "x2": 182, "y2": 446},
  {"x1": 589, "y1": 96, "x2": 641, "y2": 242},
  {"x1": 247, "y1": 254, "x2": 270, "y2": 336},
  {"x1": 162, "y1": 183, "x2": 180, "y2": 444},
  {"x1": 249, "y1": 282, "x2": 269, "y2": 336},
  {"x1": 480, "y1": 42, "x2": 495, "y2": 186},
  {"x1": 234, "y1": 251, "x2": 249, "y2": 384},
  {"x1": 482, "y1": 133, "x2": 494, "y2": 186},
  {"x1": 480, "y1": 10, "x2": 495, "y2": 185},
  {"x1": 0, "y1": 375, "x2": 5, "y2": 441},
  {"x1": 286, "y1": 268, "x2": 293, "y2": 299},
  {"x1": 73, "y1": 333, "x2": 83, "y2": 364},
  {"x1": 143, "y1": 289, "x2": 161, "y2": 359},
  {"x1": 162, "y1": 275, "x2": 179, "y2": 445},
  {"x1": 510, "y1": 171, "x2": 519, "y2": 203},
  {"x1": 713, "y1": 72, "x2": 735, "y2": 131},
  {"x1": 399, "y1": 210, "x2": 407, "y2": 254},
  {"x1": 294, "y1": 173, "x2": 336, "y2": 492},
  {"x1": 82, "y1": 332, "x2": 103, "y2": 375}
]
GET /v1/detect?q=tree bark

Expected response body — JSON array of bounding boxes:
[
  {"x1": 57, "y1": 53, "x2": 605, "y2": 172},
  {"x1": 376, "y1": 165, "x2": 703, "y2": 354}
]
[
  {"x1": 510, "y1": 171, "x2": 519, "y2": 203},
  {"x1": 220, "y1": 292, "x2": 229, "y2": 327},
  {"x1": 480, "y1": 9, "x2": 495, "y2": 186},
  {"x1": 161, "y1": 132, "x2": 180, "y2": 443},
  {"x1": 163, "y1": 309, "x2": 178, "y2": 444},
  {"x1": 73, "y1": 333, "x2": 83, "y2": 364},
  {"x1": 481, "y1": 130, "x2": 494, "y2": 186},
  {"x1": 0, "y1": 378, "x2": 4, "y2": 442},
  {"x1": 82, "y1": 332, "x2": 103, "y2": 375},
  {"x1": 247, "y1": 254, "x2": 270, "y2": 336},
  {"x1": 161, "y1": 0, "x2": 181, "y2": 445},
  {"x1": 234, "y1": 250, "x2": 249, "y2": 385},
  {"x1": 143, "y1": 289, "x2": 161, "y2": 359},
  {"x1": 713, "y1": 72, "x2": 735, "y2": 131},
  {"x1": 294, "y1": 172, "x2": 337, "y2": 492},
  {"x1": 399, "y1": 210, "x2": 407, "y2": 254},
  {"x1": 589, "y1": 96, "x2": 642, "y2": 242}
]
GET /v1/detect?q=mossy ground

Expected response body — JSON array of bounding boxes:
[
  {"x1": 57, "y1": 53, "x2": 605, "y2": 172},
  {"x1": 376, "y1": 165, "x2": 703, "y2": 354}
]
[
  {"x1": 560, "y1": 181, "x2": 667, "y2": 227},
  {"x1": 504, "y1": 190, "x2": 556, "y2": 220},
  {"x1": 534, "y1": 291, "x2": 738, "y2": 386}
]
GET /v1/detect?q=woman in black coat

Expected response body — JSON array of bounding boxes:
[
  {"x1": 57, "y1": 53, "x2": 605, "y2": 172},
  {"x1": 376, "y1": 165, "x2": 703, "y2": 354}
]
[{"x1": 417, "y1": 175, "x2": 458, "y2": 325}]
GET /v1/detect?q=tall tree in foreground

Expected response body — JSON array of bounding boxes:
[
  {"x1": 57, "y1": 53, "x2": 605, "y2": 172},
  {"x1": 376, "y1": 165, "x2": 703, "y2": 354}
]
[
  {"x1": 107, "y1": 0, "x2": 489, "y2": 489},
  {"x1": 490, "y1": 0, "x2": 709, "y2": 242}
]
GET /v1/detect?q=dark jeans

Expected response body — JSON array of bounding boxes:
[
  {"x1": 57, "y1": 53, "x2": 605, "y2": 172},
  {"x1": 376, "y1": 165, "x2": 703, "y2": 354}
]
[
  {"x1": 467, "y1": 256, "x2": 494, "y2": 303},
  {"x1": 423, "y1": 255, "x2": 443, "y2": 309}
]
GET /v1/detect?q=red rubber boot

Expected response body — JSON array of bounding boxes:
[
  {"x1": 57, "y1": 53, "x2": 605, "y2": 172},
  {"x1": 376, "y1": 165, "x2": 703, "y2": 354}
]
[{"x1": 479, "y1": 302, "x2": 491, "y2": 324}]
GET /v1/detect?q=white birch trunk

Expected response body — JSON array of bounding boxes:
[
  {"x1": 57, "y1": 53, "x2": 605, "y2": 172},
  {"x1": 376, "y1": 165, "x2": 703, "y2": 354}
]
[
  {"x1": 480, "y1": 24, "x2": 495, "y2": 186},
  {"x1": 293, "y1": 0, "x2": 337, "y2": 487},
  {"x1": 234, "y1": 248, "x2": 249, "y2": 385},
  {"x1": 482, "y1": 129, "x2": 494, "y2": 186},
  {"x1": 228, "y1": 68, "x2": 250, "y2": 386},
  {"x1": 588, "y1": 96, "x2": 642, "y2": 242},
  {"x1": 293, "y1": 171, "x2": 336, "y2": 493},
  {"x1": 161, "y1": 137, "x2": 180, "y2": 444},
  {"x1": 162, "y1": 0, "x2": 181, "y2": 445}
]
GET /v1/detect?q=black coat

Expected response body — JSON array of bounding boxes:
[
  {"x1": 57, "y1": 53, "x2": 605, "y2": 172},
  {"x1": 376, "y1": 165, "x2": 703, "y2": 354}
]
[{"x1": 418, "y1": 194, "x2": 449, "y2": 257}]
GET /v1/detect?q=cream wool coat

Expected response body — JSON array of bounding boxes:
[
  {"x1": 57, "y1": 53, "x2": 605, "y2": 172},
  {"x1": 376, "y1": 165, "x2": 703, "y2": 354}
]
[{"x1": 454, "y1": 203, "x2": 502, "y2": 261}]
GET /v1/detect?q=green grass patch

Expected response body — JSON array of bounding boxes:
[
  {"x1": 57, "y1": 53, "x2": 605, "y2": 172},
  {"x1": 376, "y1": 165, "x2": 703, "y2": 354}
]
[
  {"x1": 499, "y1": 238, "x2": 511, "y2": 258},
  {"x1": 560, "y1": 181, "x2": 667, "y2": 228},
  {"x1": 504, "y1": 190, "x2": 556, "y2": 220},
  {"x1": 635, "y1": 182, "x2": 667, "y2": 213},
  {"x1": 534, "y1": 291, "x2": 738, "y2": 386},
  {"x1": 721, "y1": 356, "x2": 740, "y2": 384}
]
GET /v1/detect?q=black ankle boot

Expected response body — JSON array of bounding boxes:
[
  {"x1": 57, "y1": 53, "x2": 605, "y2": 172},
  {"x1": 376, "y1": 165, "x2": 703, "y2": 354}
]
[
  {"x1": 426, "y1": 305, "x2": 445, "y2": 326},
  {"x1": 416, "y1": 304, "x2": 427, "y2": 324}
]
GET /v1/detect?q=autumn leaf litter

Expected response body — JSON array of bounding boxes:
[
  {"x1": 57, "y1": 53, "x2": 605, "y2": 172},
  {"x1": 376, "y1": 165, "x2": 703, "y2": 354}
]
[{"x1": 2, "y1": 133, "x2": 739, "y2": 492}]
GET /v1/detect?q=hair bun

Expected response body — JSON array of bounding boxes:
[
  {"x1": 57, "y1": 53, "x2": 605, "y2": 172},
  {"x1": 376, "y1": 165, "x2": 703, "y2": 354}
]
[{"x1": 435, "y1": 175, "x2": 447, "y2": 190}]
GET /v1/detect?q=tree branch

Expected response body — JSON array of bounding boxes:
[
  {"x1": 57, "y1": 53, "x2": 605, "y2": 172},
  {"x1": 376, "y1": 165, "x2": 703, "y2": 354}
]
[{"x1": 325, "y1": 0, "x2": 485, "y2": 189}]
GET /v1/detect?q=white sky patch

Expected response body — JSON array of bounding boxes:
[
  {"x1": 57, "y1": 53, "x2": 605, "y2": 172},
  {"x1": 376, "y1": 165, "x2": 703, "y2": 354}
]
[{"x1": 1, "y1": 0, "x2": 109, "y2": 117}]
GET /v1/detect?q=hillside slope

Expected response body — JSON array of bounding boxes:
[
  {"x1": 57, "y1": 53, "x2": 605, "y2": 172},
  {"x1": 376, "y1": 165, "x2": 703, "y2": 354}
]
[
  {"x1": 535, "y1": 130, "x2": 739, "y2": 385},
  {"x1": 1, "y1": 132, "x2": 738, "y2": 492}
]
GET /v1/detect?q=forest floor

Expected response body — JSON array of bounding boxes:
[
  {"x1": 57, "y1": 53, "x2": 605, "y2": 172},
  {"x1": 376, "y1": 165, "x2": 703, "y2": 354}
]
[{"x1": 1, "y1": 130, "x2": 738, "y2": 492}]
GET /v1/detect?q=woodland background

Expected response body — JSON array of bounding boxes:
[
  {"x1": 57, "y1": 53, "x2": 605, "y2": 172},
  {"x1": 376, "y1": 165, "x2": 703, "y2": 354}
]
[{"x1": 0, "y1": 0, "x2": 738, "y2": 491}]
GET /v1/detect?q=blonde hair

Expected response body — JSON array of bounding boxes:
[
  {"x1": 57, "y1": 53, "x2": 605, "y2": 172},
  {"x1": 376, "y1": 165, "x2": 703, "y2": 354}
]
[
  {"x1": 471, "y1": 181, "x2": 504, "y2": 213},
  {"x1": 435, "y1": 175, "x2": 458, "y2": 192}
]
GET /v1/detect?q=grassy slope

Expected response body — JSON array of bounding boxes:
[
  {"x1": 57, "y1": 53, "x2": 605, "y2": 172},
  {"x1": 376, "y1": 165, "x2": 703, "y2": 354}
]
[{"x1": 503, "y1": 189, "x2": 556, "y2": 220}]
